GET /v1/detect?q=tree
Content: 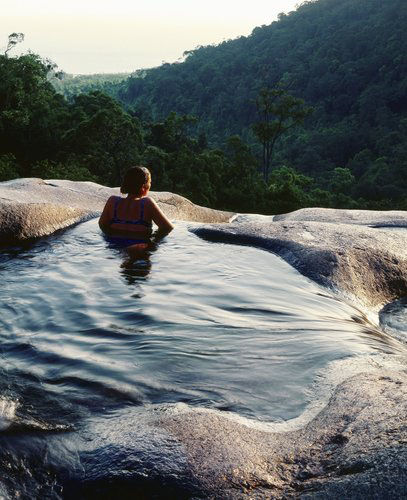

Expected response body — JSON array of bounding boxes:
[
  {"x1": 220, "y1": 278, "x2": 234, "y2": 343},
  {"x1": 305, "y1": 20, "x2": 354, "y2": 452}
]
[
  {"x1": 0, "y1": 52, "x2": 67, "y2": 172},
  {"x1": 268, "y1": 165, "x2": 314, "y2": 213},
  {"x1": 219, "y1": 135, "x2": 266, "y2": 212},
  {"x1": 4, "y1": 33, "x2": 24, "y2": 56},
  {"x1": 252, "y1": 85, "x2": 313, "y2": 182},
  {"x1": 62, "y1": 91, "x2": 143, "y2": 185},
  {"x1": 0, "y1": 154, "x2": 19, "y2": 181},
  {"x1": 147, "y1": 112, "x2": 197, "y2": 153},
  {"x1": 329, "y1": 167, "x2": 355, "y2": 193}
]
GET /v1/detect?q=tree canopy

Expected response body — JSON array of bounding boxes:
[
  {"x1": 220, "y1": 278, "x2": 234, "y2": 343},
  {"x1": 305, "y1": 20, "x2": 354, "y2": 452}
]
[{"x1": 87, "y1": 0, "x2": 407, "y2": 209}]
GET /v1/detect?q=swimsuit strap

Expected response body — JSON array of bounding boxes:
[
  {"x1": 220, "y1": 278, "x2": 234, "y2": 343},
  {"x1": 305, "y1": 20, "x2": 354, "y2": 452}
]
[
  {"x1": 136, "y1": 197, "x2": 151, "y2": 226},
  {"x1": 139, "y1": 197, "x2": 146, "y2": 220},
  {"x1": 111, "y1": 196, "x2": 152, "y2": 227},
  {"x1": 113, "y1": 196, "x2": 121, "y2": 220}
]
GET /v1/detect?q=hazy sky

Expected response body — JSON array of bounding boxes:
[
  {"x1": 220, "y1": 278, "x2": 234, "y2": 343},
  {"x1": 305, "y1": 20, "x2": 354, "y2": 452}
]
[{"x1": 2, "y1": 0, "x2": 300, "y2": 74}]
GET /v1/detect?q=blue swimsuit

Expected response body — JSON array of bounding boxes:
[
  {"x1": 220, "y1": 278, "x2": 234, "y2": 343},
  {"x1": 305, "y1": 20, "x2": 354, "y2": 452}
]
[{"x1": 105, "y1": 197, "x2": 153, "y2": 247}]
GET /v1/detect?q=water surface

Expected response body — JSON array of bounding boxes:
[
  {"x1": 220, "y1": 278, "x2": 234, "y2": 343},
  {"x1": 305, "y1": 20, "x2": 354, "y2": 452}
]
[
  {"x1": 0, "y1": 218, "x2": 403, "y2": 430},
  {"x1": 1, "y1": 218, "x2": 407, "y2": 496}
]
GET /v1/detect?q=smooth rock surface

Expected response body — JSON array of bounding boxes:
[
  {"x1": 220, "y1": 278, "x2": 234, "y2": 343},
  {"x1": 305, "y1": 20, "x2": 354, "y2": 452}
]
[
  {"x1": 275, "y1": 207, "x2": 407, "y2": 227},
  {"x1": 0, "y1": 202, "x2": 91, "y2": 241},
  {"x1": 3, "y1": 365, "x2": 406, "y2": 499},
  {"x1": 184, "y1": 208, "x2": 406, "y2": 497},
  {"x1": 153, "y1": 368, "x2": 407, "y2": 498},
  {"x1": 0, "y1": 178, "x2": 233, "y2": 243},
  {"x1": 29, "y1": 364, "x2": 402, "y2": 499}
]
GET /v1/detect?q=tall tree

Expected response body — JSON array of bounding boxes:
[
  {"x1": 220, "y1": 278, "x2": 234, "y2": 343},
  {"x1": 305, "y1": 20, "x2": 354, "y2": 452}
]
[{"x1": 252, "y1": 85, "x2": 313, "y2": 182}]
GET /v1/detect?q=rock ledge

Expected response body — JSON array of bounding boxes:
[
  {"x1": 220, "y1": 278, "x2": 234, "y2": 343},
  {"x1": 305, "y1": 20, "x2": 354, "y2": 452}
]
[{"x1": 0, "y1": 178, "x2": 233, "y2": 243}]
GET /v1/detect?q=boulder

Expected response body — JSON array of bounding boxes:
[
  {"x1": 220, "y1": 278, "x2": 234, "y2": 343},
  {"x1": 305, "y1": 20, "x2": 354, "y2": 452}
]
[
  {"x1": 274, "y1": 207, "x2": 407, "y2": 227},
  {"x1": 0, "y1": 202, "x2": 90, "y2": 241},
  {"x1": 32, "y1": 366, "x2": 404, "y2": 499},
  {"x1": 1, "y1": 183, "x2": 407, "y2": 498},
  {"x1": 151, "y1": 367, "x2": 407, "y2": 498},
  {"x1": 0, "y1": 178, "x2": 234, "y2": 243}
]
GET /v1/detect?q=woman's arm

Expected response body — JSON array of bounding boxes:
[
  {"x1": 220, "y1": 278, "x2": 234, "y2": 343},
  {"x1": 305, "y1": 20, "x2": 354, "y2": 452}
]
[
  {"x1": 98, "y1": 196, "x2": 115, "y2": 233},
  {"x1": 149, "y1": 198, "x2": 174, "y2": 241}
]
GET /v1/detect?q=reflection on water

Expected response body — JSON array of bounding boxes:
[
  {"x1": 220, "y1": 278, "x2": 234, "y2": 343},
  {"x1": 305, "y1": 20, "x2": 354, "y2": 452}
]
[{"x1": 120, "y1": 258, "x2": 152, "y2": 284}]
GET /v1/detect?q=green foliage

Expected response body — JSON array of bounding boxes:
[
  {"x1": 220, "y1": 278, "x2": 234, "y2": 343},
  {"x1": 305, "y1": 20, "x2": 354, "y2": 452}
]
[
  {"x1": 321, "y1": 167, "x2": 356, "y2": 208},
  {"x1": 218, "y1": 136, "x2": 266, "y2": 212},
  {"x1": 268, "y1": 166, "x2": 314, "y2": 214},
  {"x1": 252, "y1": 85, "x2": 313, "y2": 181},
  {"x1": 0, "y1": 154, "x2": 20, "y2": 182},
  {"x1": 62, "y1": 92, "x2": 144, "y2": 185},
  {"x1": 0, "y1": 53, "x2": 67, "y2": 170},
  {"x1": 94, "y1": 0, "x2": 407, "y2": 211},
  {"x1": 142, "y1": 115, "x2": 227, "y2": 207},
  {"x1": 0, "y1": 54, "x2": 142, "y2": 188},
  {"x1": 53, "y1": 72, "x2": 131, "y2": 101},
  {"x1": 1, "y1": 0, "x2": 407, "y2": 215},
  {"x1": 31, "y1": 159, "x2": 98, "y2": 182}
]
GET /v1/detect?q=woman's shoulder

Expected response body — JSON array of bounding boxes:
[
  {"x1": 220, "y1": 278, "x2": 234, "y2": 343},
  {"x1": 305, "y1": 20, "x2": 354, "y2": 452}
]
[
  {"x1": 142, "y1": 196, "x2": 156, "y2": 206},
  {"x1": 102, "y1": 195, "x2": 121, "y2": 211},
  {"x1": 106, "y1": 194, "x2": 122, "y2": 203}
]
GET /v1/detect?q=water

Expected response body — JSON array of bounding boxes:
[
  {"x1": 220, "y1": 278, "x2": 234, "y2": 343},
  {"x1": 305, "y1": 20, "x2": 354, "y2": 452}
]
[{"x1": 0, "y1": 218, "x2": 405, "y2": 496}]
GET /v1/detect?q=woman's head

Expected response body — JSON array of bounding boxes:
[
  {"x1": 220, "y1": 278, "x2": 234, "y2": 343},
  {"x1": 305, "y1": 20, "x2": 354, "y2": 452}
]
[{"x1": 120, "y1": 166, "x2": 151, "y2": 196}]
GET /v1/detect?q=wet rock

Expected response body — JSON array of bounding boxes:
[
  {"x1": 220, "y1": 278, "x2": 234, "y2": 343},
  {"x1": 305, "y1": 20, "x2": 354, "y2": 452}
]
[
  {"x1": 1, "y1": 182, "x2": 406, "y2": 498},
  {"x1": 184, "y1": 209, "x2": 407, "y2": 498},
  {"x1": 152, "y1": 370, "x2": 407, "y2": 498},
  {"x1": 50, "y1": 370, "x2": 405, "y2": 499},
  {"x1": 0, "y1": 178, "x2": 233, "y2": 243}
]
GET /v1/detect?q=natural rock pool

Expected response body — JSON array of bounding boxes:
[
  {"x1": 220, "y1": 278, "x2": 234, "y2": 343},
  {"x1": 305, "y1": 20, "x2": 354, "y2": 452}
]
[{"x1": 0, "y1": 218, "x2": 406, "y2": 497}]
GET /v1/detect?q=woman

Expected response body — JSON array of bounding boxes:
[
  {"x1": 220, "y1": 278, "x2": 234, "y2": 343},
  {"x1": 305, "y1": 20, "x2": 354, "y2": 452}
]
[{"x1": 99, "y1": 166, "x2": 174, "y2": 256}]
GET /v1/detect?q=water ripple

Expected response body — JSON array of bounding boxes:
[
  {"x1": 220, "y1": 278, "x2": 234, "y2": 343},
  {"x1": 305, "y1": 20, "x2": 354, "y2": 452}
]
[{"x1": 0, "y1": 219, "x2": 404, "y2": 426}]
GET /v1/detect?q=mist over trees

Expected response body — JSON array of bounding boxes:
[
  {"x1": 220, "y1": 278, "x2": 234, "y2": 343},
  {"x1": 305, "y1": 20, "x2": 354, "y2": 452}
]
[
  {"x1": 53, "y1": 73, "x2": 131, "y2": 102},
  {"x1": 1, "y1": 0, "x2": 407, "y2": 214}
]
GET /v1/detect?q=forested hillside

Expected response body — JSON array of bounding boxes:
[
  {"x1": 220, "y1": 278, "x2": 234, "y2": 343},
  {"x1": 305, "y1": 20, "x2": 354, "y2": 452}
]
[
  {"x1": 0, "y1": 53, "x2": 267, "y2": 212},
  {"x1": 1, "y1": 0, "x2": 407, "y2": 214},
  {"x1": 111, "y1": 0, "x2": 407, "y2": 204},
  {"x1": 54, "y1": 72, "x2": 131, "y2": 101}
]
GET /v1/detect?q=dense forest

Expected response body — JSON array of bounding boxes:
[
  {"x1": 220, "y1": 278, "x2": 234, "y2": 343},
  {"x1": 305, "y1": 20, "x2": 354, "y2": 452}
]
[
  {"x1": 0, "y1": 53, "x2": 267, "y2": 211},
  {"x1": 1, "y1": 0, "x2": 407, "y2": 214},
  {"x1": 110, "y1": 0, "x2": 407, "y2": 209}
]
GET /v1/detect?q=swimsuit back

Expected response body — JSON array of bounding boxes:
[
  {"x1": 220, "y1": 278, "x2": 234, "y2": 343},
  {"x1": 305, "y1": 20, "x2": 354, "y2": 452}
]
[{"x1": 111, "y1": 196, "x2": 152, "y2": 228}]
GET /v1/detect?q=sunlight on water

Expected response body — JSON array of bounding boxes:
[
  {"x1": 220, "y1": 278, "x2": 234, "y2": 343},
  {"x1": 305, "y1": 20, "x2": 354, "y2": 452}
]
[{"x1": 0, "y1": 398, "x2": 17, "y2": 431}]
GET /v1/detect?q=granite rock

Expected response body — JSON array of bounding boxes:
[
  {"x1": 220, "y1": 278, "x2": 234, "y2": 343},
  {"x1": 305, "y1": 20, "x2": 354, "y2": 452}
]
[
  {"x1": 47, "y1": 367, "x2": 406, "y2": 499},
  {"x1": 274, "y1": 206, "x2": 407, "y2": 228},
  {"x1": 0, "y1": 178, "x2": 233, "y2": 243},
  {"x1": 1, "y1": 181, "x2": 407, "y2": 498},
  {"x1": 152, "y1": 368, "x2": 407, "y2": 498}
]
